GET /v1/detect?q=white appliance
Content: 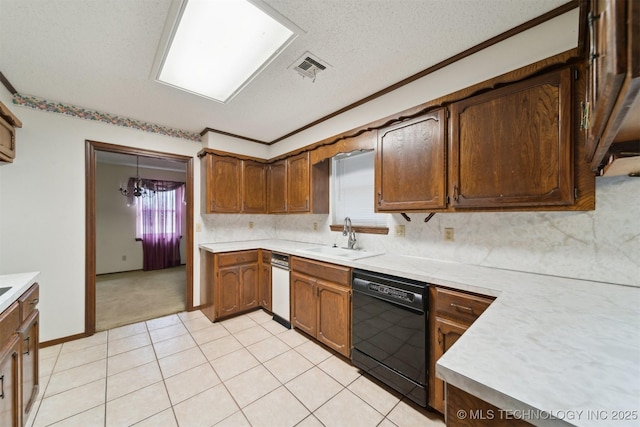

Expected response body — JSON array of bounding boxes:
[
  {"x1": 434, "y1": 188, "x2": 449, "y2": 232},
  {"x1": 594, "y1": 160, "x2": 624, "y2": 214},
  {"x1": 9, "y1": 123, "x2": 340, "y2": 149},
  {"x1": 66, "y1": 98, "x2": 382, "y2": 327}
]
[{"x1": 271, "y1": 252, "x2": 291, "y2": 328}]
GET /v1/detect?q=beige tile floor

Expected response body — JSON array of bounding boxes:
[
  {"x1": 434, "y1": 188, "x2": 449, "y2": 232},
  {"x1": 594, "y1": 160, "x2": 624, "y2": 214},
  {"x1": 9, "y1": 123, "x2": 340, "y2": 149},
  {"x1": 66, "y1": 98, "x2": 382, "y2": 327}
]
[{"x1": 29, "y1": 309, "x2": 445, "y2": 427}]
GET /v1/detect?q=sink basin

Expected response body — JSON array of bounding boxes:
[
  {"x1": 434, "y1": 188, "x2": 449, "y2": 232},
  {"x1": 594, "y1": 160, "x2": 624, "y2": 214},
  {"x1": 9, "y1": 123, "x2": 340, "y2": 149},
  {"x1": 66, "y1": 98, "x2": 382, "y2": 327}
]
[
  {"x1": 0, "y1": 287, "x2": 11, "y2": 297},
  {"x1": 299, "y1": 246, "x2": 383, "y2": 260}
]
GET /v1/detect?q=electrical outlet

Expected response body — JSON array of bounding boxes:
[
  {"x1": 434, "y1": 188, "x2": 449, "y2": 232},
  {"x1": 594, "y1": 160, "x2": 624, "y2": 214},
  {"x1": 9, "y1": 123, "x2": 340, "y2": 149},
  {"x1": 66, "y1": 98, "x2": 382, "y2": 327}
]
[
  {"x1": 444, "y1": 227, "x2": 454, "y2": 241},
  {"x1": 248, "y1": 221, "x2": 254, "y2": 229},
  {"x1": 195, "y1": 223, "x2": 202, "y2": 232},
  {"x1": 395, "y1": 225, "x2": 405, "y2": 237},
  {"x1": 313, "y1": 222, "x2": 318, "y2": 231}
]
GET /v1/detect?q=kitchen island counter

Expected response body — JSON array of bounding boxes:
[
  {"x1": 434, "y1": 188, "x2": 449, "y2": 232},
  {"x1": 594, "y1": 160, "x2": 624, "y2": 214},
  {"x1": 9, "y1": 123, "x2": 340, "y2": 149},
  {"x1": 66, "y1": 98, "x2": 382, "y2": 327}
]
[{"x1": 200, "y1": 240, "x2": 639, "y2": 426}]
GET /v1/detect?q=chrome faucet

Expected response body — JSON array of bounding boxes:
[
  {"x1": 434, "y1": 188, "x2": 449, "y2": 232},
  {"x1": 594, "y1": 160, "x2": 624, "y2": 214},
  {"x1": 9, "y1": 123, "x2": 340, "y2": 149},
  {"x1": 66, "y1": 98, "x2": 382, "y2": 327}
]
[{"x1": 343, "y1": 217, "x2": 357, "y2": 249}]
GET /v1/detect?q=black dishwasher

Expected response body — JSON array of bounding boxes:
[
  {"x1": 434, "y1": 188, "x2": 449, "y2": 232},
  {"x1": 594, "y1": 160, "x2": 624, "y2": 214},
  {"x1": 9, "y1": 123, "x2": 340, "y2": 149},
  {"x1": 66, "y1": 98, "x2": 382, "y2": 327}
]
[{"x1": 351, "y1": 269, "x2": 429, "y2": 407}]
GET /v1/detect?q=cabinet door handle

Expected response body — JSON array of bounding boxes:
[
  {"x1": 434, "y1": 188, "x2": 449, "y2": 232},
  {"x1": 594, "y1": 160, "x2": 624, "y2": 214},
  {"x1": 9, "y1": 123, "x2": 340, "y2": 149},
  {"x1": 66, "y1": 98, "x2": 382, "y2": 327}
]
[
  {"x1": 437, "y1": 328, "x2": 443, "y2": 347},
  {"x1": 452, "y1": 185, "x2": 459, "y2": 202},
  {"x1": 23, "y1": 337, "x2": 30, "y2": 355},
  {"x1": 450, "y1": 303, "x2": 473, "y2": 313},
  {"x1": 377, "y1": 192, "x2": 382, "y2": 206},
  {"x1": 0, "y1": 374, "x2": 4, "y2": 399}
]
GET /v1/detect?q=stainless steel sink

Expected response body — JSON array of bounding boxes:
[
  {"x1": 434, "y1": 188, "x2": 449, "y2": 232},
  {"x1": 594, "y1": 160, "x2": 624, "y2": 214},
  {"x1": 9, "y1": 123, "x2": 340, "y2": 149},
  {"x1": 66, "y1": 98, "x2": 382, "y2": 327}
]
[
  {"x1": 0, "y1": 287, "x2": 11, "y2": 297},
  {"x1": 298, "y1": 246, "x2": 383, "y2": 260}
]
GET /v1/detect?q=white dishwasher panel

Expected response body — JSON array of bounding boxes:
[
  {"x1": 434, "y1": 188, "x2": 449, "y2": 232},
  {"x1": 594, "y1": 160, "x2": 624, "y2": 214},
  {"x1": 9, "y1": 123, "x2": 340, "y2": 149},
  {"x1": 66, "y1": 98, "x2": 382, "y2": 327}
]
[{"x1": 271, "y1": 264, "x2": 291, "y2": 328}]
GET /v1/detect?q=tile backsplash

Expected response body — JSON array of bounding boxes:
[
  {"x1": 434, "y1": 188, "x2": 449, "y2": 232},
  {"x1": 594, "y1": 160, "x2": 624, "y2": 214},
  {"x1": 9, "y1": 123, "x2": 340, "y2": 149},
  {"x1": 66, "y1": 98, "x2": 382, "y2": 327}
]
[{"x1": 200, "y1": 176, "x2": 639, "y2": 287}]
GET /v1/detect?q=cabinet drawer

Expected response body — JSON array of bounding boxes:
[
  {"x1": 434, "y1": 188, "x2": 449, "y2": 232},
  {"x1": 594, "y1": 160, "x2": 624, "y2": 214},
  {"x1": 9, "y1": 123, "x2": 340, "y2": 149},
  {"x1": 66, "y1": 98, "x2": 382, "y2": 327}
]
[
  {"x1": 261, "y1": 250, "x2": 271, "y2": 263},
  {"x1": 291, "y1": 257, "x2": 351, "y2": 286},
  {"x1": 0, "y1": 301, "x2": 20, "y2": 345},
  {"x1": 217, "y1": 250, "x2": 259, "y2": 267},
  {"x1": 433, "y1": 287, "x2": 493, "y2": 325},
  {"x1": 19, "y1": 283, "x2": 40, "y2": 321}
]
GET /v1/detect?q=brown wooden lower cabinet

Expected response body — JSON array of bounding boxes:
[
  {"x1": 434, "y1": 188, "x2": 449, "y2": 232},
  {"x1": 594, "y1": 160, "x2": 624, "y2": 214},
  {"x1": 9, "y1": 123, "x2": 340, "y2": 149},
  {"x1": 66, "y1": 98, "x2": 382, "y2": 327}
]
[
  {"x1": 259, "y1": 250, "x2": 272, "y2": 311},
  {"x1": 290, "y1": 272, "x2": 317, "y2": 336},
  {"x1": 217, "y1": 251, "x2": 259, "y2": 319},
  {"x1": 316, "y1": 280, "x2": 350, "y2": 354},
  {"x1": 17, "y1": 311, "x2": 38, "y2": 422},
  {"x1": 201, "y1": 250, "x2": 272, "y2": 322},
  {"x1": 290, "y1": 257, "x2": 351, "y2": 357},
  {"x1": 0, "y1": 333, "x2": 20, "y2": 427},
  {"x1": 446, "y1": 384, "x2": 533, "y2": 427},
  {"x1": 429, "y1": 286, "x2": 494, "y2": 414},
  {"x1": 0, "y1": 283, "x2": 40, "y2": 427}
]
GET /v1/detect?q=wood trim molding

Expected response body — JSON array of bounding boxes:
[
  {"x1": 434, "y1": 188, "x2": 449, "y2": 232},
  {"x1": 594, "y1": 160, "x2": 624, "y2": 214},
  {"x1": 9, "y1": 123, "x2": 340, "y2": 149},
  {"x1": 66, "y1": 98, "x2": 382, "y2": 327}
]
[
  {"x1": 40, "y1": 332, "x2": 89, "y2": 349},
  {"x1": 199, "y1": 127, "x2": 269, "y2": 145},
  {"x1": 0, "y1": 70, "x2": 18, "y2": 95},
  {"x1": 85, "y1": 140, "x2": 195, "y2": 336},
  {"x1": 198, "y1": 1, "x2": 579, "y2": 146},
  {"x1": 85, "y1": 141, "x2": 97, "y2": 335},
  {"x1": 197, "y1": 148, "x2": 270, "y2": 163},
  {"x1": 269, "y1": 48, "x2": 580, "y2": 164},
  {"x1": 329, "y1": 225, "x2": 389, "y2": 235},
  {"x1": 199, "y1": 47, "x2": 581, "y2": 170}
]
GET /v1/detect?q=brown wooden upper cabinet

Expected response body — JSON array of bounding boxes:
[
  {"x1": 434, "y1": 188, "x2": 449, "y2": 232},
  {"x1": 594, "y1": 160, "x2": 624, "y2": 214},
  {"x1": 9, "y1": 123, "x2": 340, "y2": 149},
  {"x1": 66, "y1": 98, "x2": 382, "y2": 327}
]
[
  {"x1": 201, "y1": 150, "x2": 328, "y2": 214},
  {"x1": 583, "y1": 0, "x2": 639, "y2": 170},
  {"x1": 201, "y1": 153, "x2": 241, "y2": 213},
  {"x1": 287, "y1": 152, "x2": 310, "y2": 212},
  {"x1": 375, "y1": 110, "x2": 447, "y2": 212},
  {"x1": 0, "y1": 101, "x2": 22, "y2": 163},
  {"x1": 268, "y1": 159, "x2": 287, "y2": 213},
  {"x1": 449, "y1": 67, "x2": 574, "y2": 208},
  {"x1": 242, "y1": 160, "x2": 267, "y2": 213},
  {"x1": 286, "y1": 152, "x2": 329, "y2": 214},
  {"x1": 201, "y1": 152, "x2": 268, "y2": 214}
]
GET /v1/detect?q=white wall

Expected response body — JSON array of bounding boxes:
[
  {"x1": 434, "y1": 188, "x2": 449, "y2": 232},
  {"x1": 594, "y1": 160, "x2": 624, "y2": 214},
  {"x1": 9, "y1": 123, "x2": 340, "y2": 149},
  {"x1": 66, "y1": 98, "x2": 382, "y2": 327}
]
[
  {"x1": 0, "y1": 89, "x2": 202, "y2": 342},
  {"x1": 96, "y1": 163, "x2": 187, "y2": 274}
]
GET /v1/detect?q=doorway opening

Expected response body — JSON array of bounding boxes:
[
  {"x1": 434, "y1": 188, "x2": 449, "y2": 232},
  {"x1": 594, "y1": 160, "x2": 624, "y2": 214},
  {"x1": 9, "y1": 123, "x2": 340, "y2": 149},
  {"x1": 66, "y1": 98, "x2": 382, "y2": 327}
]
[{"x1": 85, "y1": 140, "x2": 194, "y2": 335}]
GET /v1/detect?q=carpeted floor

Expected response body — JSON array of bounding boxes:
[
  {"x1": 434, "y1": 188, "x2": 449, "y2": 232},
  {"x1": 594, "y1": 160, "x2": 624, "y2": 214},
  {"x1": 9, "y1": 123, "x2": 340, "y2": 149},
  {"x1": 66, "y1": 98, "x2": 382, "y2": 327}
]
[{"x1": 96, "y1": 265, "x2": 186, "y2": 331}]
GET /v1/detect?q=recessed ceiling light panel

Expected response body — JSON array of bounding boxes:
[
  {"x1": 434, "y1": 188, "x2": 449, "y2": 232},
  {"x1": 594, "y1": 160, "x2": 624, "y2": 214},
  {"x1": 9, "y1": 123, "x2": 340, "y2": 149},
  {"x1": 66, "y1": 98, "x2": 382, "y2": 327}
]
[{"x1": 156, "y1": 0, "x2": 302, "y2": 103}]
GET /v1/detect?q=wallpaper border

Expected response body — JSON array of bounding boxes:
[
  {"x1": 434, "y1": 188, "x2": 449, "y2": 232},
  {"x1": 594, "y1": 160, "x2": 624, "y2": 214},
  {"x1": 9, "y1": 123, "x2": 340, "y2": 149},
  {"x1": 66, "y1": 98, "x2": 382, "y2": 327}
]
[{"x1": 12, "y1": 93, "x2": 202, "y2": 142}]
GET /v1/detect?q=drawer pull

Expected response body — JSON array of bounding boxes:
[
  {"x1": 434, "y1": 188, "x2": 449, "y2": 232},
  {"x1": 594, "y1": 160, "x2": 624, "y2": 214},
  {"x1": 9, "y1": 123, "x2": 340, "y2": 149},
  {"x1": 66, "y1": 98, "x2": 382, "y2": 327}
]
[
  {"x1": 23, "y1": 337, "x2": 30, "y2": 355},
  {"x1": 30, "y1": 298, "x2": 39, "y2": 306},
  {"x1": 0, "y1": 374, "x2": 4, "y2": 399},
  {"x1": 450, "y1": 303, "x2": 473, "y2": 313}
]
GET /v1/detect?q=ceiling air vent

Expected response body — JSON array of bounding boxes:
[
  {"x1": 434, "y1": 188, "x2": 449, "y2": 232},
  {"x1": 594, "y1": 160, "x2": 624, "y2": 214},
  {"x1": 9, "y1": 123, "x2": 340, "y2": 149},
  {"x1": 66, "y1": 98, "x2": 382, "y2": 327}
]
[{"x1": 290, "y1": 52, "x2": 330, "y2": 80}]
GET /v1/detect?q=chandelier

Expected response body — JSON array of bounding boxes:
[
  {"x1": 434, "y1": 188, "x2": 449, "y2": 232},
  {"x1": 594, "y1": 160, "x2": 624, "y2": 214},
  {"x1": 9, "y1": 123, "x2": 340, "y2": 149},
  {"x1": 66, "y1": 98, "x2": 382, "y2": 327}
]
[{"x1": 119, "y1": 156, "x2": 156, "y2": 198}]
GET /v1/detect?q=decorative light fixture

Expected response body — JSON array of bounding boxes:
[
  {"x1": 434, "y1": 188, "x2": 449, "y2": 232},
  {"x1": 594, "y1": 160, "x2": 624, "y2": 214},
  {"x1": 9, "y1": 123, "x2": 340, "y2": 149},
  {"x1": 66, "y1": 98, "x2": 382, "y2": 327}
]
[{"x1": 119, "y1": 156, "x2": 156, "y2": 199}]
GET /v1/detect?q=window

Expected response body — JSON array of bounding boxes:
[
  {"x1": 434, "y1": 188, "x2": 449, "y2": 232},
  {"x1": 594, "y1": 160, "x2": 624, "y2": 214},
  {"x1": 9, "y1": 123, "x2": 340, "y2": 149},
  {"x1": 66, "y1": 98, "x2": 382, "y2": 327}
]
[
  {"x1": 332, "y1": 150, "x2": 388, "y2": 228},
  {"x1": 136, "y1": 185, "x2": 183, "y2": 239}
]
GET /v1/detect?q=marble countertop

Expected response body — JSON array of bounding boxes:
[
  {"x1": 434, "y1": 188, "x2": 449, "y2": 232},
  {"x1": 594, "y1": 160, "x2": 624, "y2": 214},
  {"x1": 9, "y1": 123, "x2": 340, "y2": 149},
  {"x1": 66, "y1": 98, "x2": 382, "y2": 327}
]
[
  {"x1": 0, "y1": 272, "x2": 40, "y2": 313},
  {"x1": 200, "y1": 239, "x2": 640, "y2": 427}
]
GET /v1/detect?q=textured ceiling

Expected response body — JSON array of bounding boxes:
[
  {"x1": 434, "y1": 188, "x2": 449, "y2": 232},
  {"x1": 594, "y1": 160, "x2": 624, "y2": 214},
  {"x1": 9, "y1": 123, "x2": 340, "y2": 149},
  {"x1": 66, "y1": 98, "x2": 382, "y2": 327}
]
[{"x1": 0, "y1": 0, "x2": 570, "y2": 143}]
